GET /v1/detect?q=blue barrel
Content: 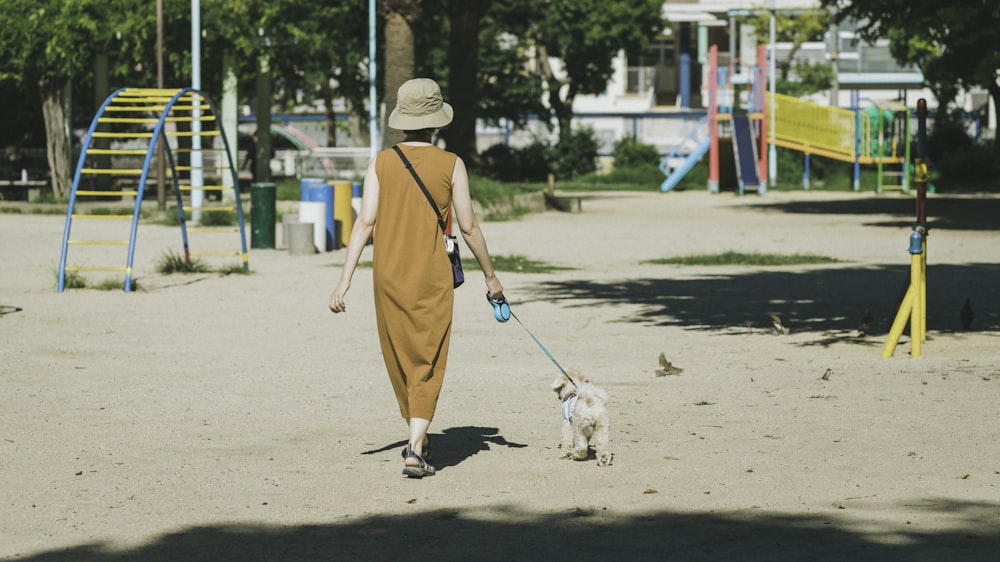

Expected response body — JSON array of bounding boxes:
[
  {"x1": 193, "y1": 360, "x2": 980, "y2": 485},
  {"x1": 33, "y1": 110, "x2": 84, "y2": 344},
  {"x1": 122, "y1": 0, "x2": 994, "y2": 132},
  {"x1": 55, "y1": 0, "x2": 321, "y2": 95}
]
[
  {"x1": 300, "y1": 177, "x2": 325, "y2": 201},
  {"x1": 306, "y1": 183, "x2": 336, "y2": 251}
]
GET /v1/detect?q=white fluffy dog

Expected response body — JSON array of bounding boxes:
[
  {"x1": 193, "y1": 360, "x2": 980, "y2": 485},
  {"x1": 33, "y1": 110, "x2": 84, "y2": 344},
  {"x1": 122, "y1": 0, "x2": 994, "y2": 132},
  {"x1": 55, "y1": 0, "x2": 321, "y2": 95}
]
[{"x1": 551, "y1": 370, "x2": 612, "y2": 466}]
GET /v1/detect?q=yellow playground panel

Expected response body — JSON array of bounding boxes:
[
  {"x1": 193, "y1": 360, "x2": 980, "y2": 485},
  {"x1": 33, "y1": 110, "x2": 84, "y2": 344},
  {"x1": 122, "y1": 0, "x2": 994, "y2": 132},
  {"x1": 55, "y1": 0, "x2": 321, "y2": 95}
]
[{"x1": 768, "y1": 93, "x2": 910, "y2": 192}]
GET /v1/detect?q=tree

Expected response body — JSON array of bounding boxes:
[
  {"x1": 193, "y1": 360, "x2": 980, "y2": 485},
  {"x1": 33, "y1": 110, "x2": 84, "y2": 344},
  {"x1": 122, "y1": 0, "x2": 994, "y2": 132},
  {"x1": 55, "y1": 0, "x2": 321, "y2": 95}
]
[
  {"x1": 0, "y1": 0, "x2": 121, "y2": 199},
  {"x1": 439, "y1": 0, "x2": 492, "y2": 165},
  {"x1": 820, "y1": 0, "x2": 1000, "y2": 151},
  {"x1": 531, "y1": 0, "x2": 663, "y2": 138},
  {"x1": 381, "y1": 0, "x2": 423, "y2": 148},
  {"x1": 748, "y1": 10, "x2": 831, "y2": 82}
]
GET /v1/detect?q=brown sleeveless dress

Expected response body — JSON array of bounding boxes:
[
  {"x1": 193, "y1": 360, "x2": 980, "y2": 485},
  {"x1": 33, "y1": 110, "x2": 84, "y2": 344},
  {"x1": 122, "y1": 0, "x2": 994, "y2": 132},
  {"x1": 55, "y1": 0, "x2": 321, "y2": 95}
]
[{"x1": 373, "y1": 144, "x2": 458, "y2": 421}]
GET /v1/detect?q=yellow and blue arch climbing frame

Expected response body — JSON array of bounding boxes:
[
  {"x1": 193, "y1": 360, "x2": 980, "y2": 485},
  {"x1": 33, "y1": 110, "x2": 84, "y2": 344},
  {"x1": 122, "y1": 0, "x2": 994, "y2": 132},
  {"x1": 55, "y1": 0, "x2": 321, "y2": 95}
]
[{"x1": 58, "y1": 87, "x2": 248, "y2": 292}]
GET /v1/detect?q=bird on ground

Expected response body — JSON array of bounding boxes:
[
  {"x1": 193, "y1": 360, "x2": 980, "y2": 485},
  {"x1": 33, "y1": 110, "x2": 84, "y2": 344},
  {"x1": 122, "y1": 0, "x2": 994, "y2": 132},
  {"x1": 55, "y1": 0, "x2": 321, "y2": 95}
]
[
  {"x1": 858, "y1": 309, "x2": 874, "y2": 337},
  {"x1": 656, "y1": 352, "x2": 684, "y2": 376},
  {"x1": 770, "y1": 314, "x2": 790, "y2": 335},
  {"x1": 960, "y1": 298, "x2": 975, "y2": 330}
]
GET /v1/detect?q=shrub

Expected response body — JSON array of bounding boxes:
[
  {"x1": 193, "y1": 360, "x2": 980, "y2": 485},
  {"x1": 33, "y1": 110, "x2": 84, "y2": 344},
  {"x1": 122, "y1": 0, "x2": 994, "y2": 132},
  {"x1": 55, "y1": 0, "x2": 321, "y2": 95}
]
[
  {"x1": 548, "y1": 127, "x2": 597, "y2": 180},
  {"x1": 479, "y1": 142, "x2": 551, "y2": 182},
  {"x1": 613, "y1": 137, "x2": 661, "y2": 169}
]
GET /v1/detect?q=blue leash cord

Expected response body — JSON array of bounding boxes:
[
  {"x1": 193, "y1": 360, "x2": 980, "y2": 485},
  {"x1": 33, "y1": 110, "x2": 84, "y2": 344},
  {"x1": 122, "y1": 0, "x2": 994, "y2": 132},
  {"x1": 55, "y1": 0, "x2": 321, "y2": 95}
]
[{"x1": 489, "y1": 294, "x2": 576, "y2": 385}]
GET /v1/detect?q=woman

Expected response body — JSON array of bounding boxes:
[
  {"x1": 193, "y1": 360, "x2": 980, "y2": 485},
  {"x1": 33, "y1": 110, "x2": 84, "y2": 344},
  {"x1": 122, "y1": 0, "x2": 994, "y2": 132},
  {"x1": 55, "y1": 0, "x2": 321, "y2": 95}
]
[{"x1": 329, "y1": 78, "x2": 504, "y2": 478}]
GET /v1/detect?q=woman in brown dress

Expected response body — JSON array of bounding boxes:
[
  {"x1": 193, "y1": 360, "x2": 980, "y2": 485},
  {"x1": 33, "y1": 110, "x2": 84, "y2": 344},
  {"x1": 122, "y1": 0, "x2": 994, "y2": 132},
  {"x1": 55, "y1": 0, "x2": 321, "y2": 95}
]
[{"x1": 328, "y1": 78, "x2": 504, "y2": 478}]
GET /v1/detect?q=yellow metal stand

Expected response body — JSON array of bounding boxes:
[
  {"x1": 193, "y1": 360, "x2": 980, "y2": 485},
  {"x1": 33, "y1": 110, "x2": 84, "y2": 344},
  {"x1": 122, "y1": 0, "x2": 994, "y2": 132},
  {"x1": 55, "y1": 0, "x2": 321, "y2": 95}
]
[{"x1": 882, "y1": 231, "x2": 926, "y2": 358}]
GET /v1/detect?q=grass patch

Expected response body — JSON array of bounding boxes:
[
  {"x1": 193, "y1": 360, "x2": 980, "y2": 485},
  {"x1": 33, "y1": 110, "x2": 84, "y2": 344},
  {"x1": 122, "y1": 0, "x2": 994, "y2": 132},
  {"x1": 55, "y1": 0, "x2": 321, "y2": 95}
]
[
  {"x1": 198, "y1": 210, "x2": 238, "y2": 226},
  {"x1": 465, "y1": 253, "x2": 573, "y2": 274},
  {"x1": 216, "y1": 262, "x2": 249, "y2": 275},
  {"x1": 644, "y1": 251, "x2": 841, "y2": 267},
  {"x1": 94, "y1": 278, "x2": 138, "y2": 291},
  {"x1": 1, "y1": 206, "x2": 23, "y2": 214},
  {"x1": 61, "y1": 271, "x2": 87, "y2": 289},
  {"x1": 156, "y1": 250, "x2": 212, "y2": 274},
  {"x1": 694, "y1": 400, "x2": 716, "y2": 406},
  {"x1": 89, "y1": 207, "x2": 134, "y2": 216},
  {"x1": 354, "y1": 253, "x2": 572, "y2": 274}
]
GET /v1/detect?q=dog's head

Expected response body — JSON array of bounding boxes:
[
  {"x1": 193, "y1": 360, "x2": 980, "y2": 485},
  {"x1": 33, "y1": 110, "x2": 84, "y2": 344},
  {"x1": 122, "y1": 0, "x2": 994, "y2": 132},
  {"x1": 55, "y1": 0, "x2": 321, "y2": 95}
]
[{"x1": 551, "y1": 370, "x2": 588, "y2": 401}]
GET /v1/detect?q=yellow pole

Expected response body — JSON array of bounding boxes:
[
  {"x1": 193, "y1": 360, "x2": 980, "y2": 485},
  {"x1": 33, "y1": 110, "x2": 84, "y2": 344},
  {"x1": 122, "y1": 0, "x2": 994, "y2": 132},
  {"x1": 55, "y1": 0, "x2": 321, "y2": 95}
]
[
  {"x1": 909, "y1": 248, "x2": 922, "y2": 358},
  {"x1": 920, "y1": 242, "x2": 927, "y2": 343},
  {"x1": 882, "y1": 289, "x2": 913, "y2": 359}
]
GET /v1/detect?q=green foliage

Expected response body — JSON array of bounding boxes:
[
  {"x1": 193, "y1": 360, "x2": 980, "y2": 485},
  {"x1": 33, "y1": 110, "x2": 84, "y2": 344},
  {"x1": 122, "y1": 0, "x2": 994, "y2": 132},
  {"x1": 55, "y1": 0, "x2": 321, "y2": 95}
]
[
  {"x1": 216, "y1": 263, "x2": 250, "y2": 276},
  {"x1": 777, "y1": 62, "x2": 834, "y2": 97},
  {"x1": 463, "y1": 254, "x2": 574, "y2": 274},
  {"x1": 198, "y1": 210, "x2": 237, "y2": 227},
  {"x1": 612, "y1": 137, "x2": 661, "y2": 169},
  {"x1": 549, "y1": 127, "x2": 598, "y2": 180},
  {"x1": 61, "y1": 271, "x2": 86, "y2": 290},
  {"x1": 94, "y1": 277, "x2": 138, "y2": 291},
  {"x1": 645, "y1": 251, "x2": 841, "y2": 266},
  {"x1": 480, "y1": 142, "x2": 551, "y2": 183},
  {"x1": 156, "y1": 251, "x2": 211, "y2": 274}
]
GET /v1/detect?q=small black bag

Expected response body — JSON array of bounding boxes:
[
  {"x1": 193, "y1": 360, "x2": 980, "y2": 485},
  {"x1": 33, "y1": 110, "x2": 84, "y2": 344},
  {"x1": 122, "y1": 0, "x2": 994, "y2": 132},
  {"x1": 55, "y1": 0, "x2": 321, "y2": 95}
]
[
  {"x1": 445, "y1": 234, "x2": 465, "y2": 288},
  {"x1": 392, "y1": 146, "x2": 464, "y2": 288}
]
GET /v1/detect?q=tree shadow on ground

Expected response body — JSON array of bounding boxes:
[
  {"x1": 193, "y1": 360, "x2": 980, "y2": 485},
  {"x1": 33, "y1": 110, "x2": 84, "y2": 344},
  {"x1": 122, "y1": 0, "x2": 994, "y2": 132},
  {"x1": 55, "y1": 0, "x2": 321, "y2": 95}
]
[
  {"x1": 15, "y1": 498, "x2": 1000, "y2": 561},
  {"x1": 361, "y1": 426, "x2": 527, "y2": 471},
  {"x1": 526, "y1": 264, "x2": 998, "y2": 345},
  {"x1": 745, "y1": 195, "x2": 1000, "y2": 231}
]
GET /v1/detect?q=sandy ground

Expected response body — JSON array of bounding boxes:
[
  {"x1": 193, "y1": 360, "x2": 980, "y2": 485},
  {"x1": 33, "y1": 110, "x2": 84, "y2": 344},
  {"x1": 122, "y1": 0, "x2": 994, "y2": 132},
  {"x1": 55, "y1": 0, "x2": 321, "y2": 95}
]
[{"x1": 1, "y1": 189, "x2": 999, "y2": 561}]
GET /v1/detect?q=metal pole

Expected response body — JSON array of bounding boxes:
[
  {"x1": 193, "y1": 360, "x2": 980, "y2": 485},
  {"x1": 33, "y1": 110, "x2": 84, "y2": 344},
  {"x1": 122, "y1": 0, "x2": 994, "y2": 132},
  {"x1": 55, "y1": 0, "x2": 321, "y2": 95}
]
[
  {"x1": 368, "y1": 0, "x2": 378, "y2": 160},
  {"x1": 768, "y1": 0, "x2": 776, "y2": 184},
  {"x1": 191, "y1": 0, "x2": 203, "y2": 223},
  {"x1": 156, "y1": 0, "x2": 166, "y2": 211}
]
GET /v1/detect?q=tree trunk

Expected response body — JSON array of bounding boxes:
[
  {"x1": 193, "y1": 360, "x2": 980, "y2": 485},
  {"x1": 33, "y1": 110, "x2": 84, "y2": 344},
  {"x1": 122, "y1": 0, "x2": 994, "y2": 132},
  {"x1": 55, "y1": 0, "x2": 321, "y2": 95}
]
[
  {"x1": 535, "y1": 44, "x2": 573, "y2": 137},
  {"x1": 381, "y1": 0, "x2": 421, "y2": 149},
  {"x1": 320, "y1": 81, "x2": 338, "y2": 147},
  {"x1": 989, "y1": 79, "x2": 1000, "y2": 153},
  {"x1": 39, "y1": 78, "x2": 72, "y2": 200},
  {"x1": 442, "y1": 0, "x2": 491, "y2": 167}
]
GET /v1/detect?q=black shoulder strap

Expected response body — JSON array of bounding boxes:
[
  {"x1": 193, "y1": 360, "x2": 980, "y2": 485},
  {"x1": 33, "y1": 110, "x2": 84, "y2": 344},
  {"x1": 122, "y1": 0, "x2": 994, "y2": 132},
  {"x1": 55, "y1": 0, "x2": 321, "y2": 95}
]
[{"x1": 392, "y1": 145, "x2": 447, "y2": 235}]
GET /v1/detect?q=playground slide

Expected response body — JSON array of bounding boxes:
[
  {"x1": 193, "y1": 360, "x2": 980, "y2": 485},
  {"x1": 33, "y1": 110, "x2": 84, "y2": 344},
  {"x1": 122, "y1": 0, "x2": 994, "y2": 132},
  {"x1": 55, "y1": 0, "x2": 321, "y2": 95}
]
[
  {"x1": 731, "y1": 114, "x2": 760, "y2": 190},
  {"x1": 659, "y1": 117, "x2": 709, "y2": 192}
]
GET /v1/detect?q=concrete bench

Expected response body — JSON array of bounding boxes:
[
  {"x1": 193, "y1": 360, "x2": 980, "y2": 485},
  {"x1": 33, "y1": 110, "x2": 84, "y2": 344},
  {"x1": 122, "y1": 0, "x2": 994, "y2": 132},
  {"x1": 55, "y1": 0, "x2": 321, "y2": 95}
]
[{"x1": 0, "y1": 180, "x2": 47, "y2": 202}]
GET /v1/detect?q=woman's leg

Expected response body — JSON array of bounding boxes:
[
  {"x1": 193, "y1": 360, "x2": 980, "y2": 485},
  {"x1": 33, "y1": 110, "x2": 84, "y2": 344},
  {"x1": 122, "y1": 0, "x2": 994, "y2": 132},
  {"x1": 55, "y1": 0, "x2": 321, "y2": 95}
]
[{"x1": 406, "y1": 417, "x2": 431, "y2": 460}]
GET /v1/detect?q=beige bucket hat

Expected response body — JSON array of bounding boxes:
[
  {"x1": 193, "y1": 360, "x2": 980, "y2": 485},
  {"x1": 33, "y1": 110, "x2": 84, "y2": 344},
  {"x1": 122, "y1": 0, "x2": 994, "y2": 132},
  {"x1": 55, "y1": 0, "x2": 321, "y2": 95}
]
[{"x1": 387, "y1": 78, "x2": 454, "y2": 130}]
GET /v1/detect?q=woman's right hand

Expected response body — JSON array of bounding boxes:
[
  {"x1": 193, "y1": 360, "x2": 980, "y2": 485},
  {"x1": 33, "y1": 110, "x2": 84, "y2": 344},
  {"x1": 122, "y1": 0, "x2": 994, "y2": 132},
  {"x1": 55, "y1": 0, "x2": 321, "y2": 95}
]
[
  {"x1": 485, "y1": 275, "x2": 503, "y2": 302},
  {"x1": 329, "y1": 281, "x2": 350, "y2": 313}
]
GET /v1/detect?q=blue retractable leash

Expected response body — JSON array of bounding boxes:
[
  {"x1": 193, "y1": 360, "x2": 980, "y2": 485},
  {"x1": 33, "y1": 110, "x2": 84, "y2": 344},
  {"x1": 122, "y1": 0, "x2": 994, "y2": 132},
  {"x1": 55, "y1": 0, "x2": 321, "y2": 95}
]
[{"x1": 487, "y1": 294, "x2": 577, "y2": 386}]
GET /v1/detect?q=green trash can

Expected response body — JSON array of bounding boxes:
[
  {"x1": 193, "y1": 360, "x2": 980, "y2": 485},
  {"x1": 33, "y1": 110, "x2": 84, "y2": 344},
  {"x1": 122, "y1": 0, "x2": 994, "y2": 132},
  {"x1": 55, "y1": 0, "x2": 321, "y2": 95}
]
[{"x1": 250, "y1": 182, "x2": 276, "y2": 249}]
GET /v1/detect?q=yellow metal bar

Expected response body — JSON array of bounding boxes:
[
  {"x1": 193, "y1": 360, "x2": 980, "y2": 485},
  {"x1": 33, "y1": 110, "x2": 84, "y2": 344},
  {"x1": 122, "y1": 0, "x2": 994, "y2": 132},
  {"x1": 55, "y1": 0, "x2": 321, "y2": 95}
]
[
  {"x1": 67, "y1": 240, "x2": 130, "y2": 245},
  {"x1": 183, "y1": 206, "x2": 237, "y2": 212},
  {"x1": 75, "y1": 190, "x2": 139, "y2": 196},
  {"x1": 64, "y1": 266, "x2": 131, "y2": 273},
  {"x1": 187, "y1": 227, "x2": 241, "y2": 233},
  {"x1": 98, "y1": 117, "x2": 160, "y2": 124},
  {"x1": 91, "y1": 132, "x2": 153, "y2": 138},
  {"x1": 71, "y1": 214, "x2": 132, "y2": 220},
  {"x1": 80, "y1": 168, "x2": 144, "y2": 175},
  {"x1": 104, "y1": 105, "x2": 166, "y2": 112},
  {"x1": 85, "y1": 149, "x2": 148, "y2": 155},
  {"x1": 882, "y1": 289, "x2": 913, "y2": 358},
  {"x1": 167, "y1": 130, "x2": 221, "y2": 137},
  {"x1": 920, "y1": 245, "x2": 927, "y2": 343},
  {"x1": 909, "y1": 251, "x2": 922, "y2": 358},
  {"x1": 178, "y1": 185, "x2": 229, "y2": 191}
]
